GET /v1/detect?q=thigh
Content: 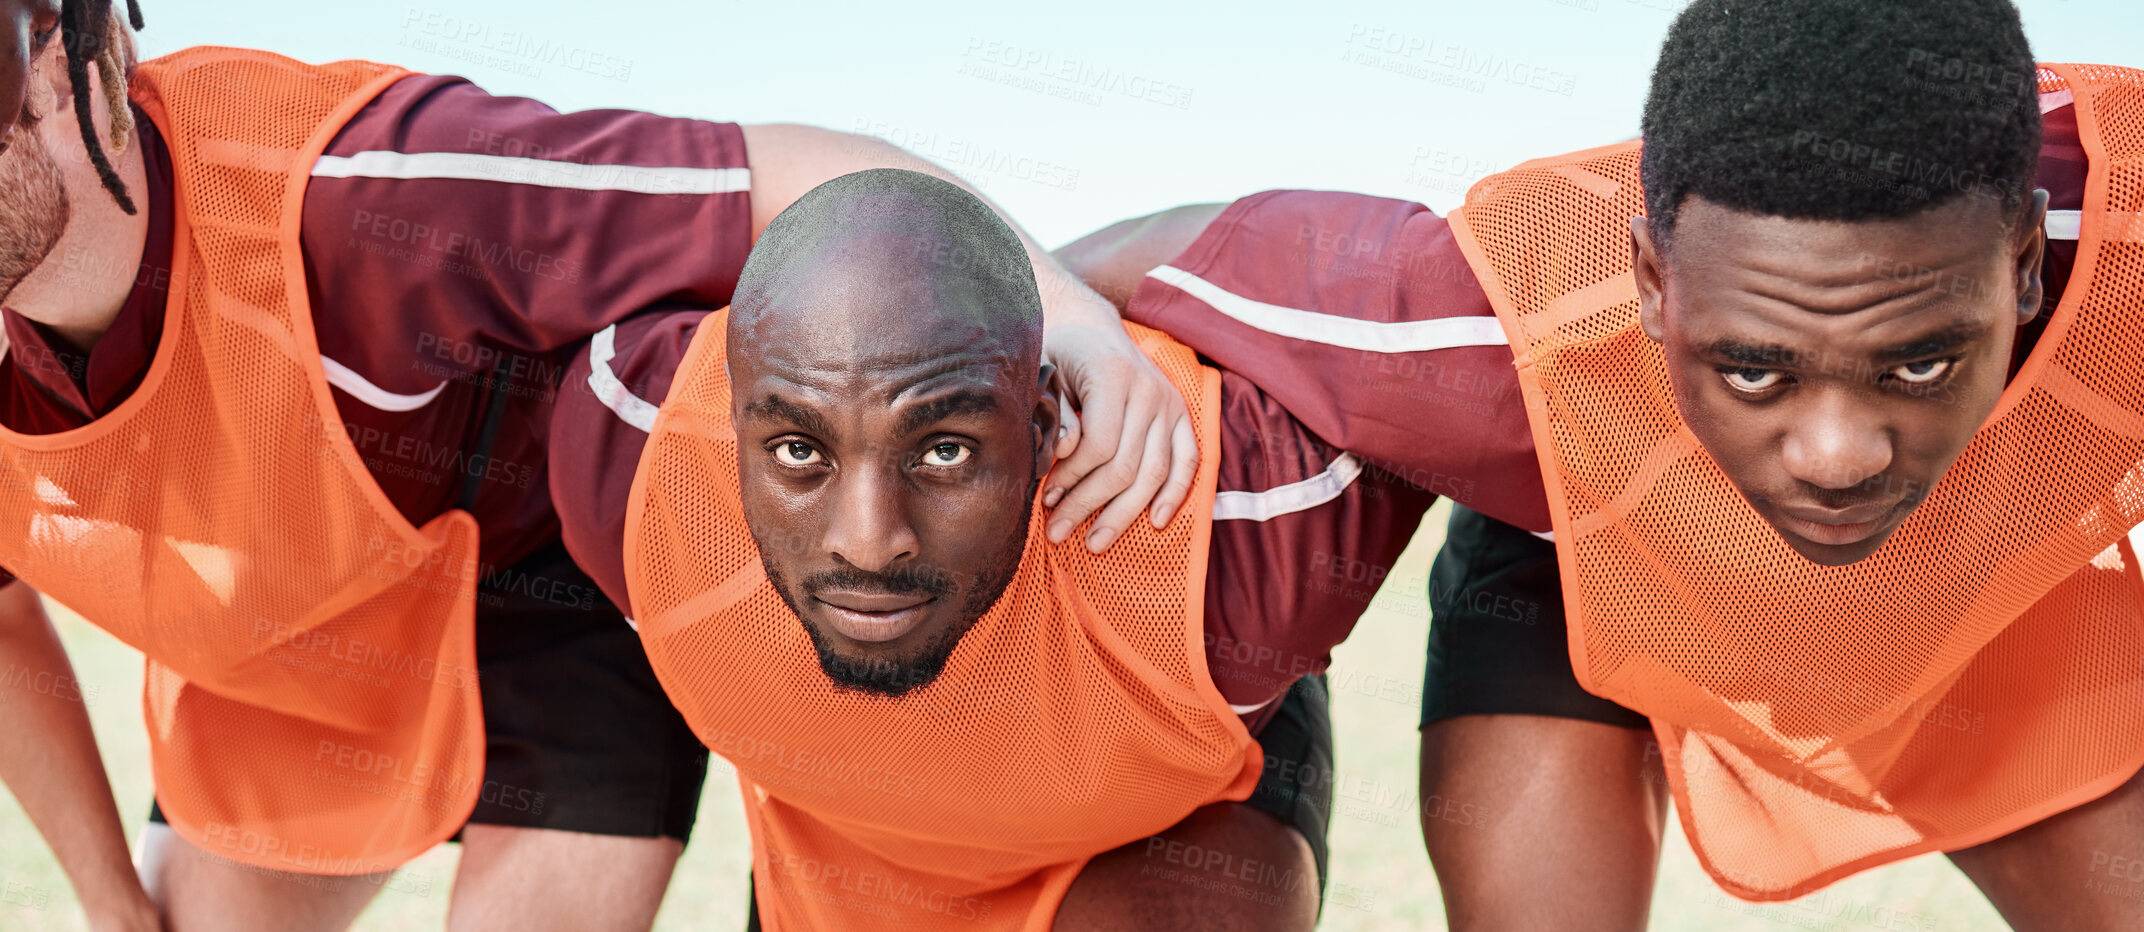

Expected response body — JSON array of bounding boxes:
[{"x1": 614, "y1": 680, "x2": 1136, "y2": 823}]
[
  {"x1": 1420, "y1": 715, "x2": 1666, "y2": 932},
  {"x1": 1053, "y1": 801, "x2": 1318, "y2": 932},
  {"x1": 1947, "y1": 760, "x2": 2144, "y2": 931},
  {"x1": 1419, "y1": 507, "x2": 1665, "y2": 931},
  {"x1": 1054, "y1": 674, "x2": 1333, "y2": 931},
  {"x1": 448, "y1": 825, "x2": 683, "y2": 932},
  {"x1": 141, "y1": 822, "x2": 388, "y2": 932}
]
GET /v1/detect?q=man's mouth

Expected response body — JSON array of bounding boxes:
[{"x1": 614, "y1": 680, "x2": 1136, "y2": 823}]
[
  {"x1": 811, "y1": 590, "x2": 936, "y2": 644},
  {"x1": 1772, "y1": 501, "x2": 1901, "y2": 548}
]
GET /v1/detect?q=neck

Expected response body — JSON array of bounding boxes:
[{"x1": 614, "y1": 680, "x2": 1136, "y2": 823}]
[{"x1": 6, "y1": 126, "x2": 150, "y2": 353}]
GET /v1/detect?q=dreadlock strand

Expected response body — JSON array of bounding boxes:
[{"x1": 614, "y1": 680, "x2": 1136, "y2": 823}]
[
  {"x1": 97, "y1": 12, "x2": 129, "y2": 153},
  {"x1": 58, "y1": 0, "x2": 135, "y2": 214},
  {"x1": 124, "y1": 0, "x2": 142, "y2": 31}
]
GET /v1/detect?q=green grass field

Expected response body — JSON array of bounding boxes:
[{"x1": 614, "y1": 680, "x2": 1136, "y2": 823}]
[{"x1": 0, "y1": 501, "x2": 2009, "y2": 929}]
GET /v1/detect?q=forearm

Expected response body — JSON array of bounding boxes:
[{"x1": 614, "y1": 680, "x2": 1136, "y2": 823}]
[
  {"x1": 1054, "y1": 203, "x2": 1229, "y2": 311},
  {"x1": 0, "y1": 584, "x2": 147, "y2": 913},
  {"x1": 738, "y1": 123, "x2": 1120, "y2": 331},
  {"x1": 1065, "y1": 189, "x2": 1557, "y2": 531}
]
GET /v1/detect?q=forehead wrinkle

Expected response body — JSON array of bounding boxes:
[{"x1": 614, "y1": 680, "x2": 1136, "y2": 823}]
[
  {"x1": 894, "y1": 389, "x2": 1005, "y2": 438},
  {"x1": 738, "y1": 343, "x2": 1024, "y2": 421},
  {"x1": 740, "y1": 380, "x2": 836, "y2": 437},
  {"x1": 744, "y1": 307, "x2": 1018, "y2": 377},
  {"x1": 1724, "y1": 269, "x2": 1972, "y2": 321},
  {"x1": 1670, "y1": 196, "x2": 2013, "y2": 316}
]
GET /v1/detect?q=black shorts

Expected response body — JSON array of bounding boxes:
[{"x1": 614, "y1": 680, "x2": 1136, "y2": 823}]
[
  {"x1": 745, "y1": 672, "x2": 1336, "y2": 931},
  {"x1": 151, "y1": 541, "x2": 709, "y2": 842},
  {"x1": 1419, "y1": 504, "x2": 1648, "y2": 731}
]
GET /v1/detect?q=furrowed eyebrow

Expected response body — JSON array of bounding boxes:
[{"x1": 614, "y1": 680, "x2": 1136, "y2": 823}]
[
  {"x1": 896, "y1": 390, "x2": 1000, "y2": 436},
  {"x1": 1870, "y1": 324, "x2": 1989, "y2": 364},
  {"x1": 1704, "y1": 340, "x2": 1800, "y2": 367},
  {"x1": 1704, "y1": 322, "x2": 1990, "y2": 369},
  {"x1": 742, "y1": 395, "x2": 832, "y2": 436}
]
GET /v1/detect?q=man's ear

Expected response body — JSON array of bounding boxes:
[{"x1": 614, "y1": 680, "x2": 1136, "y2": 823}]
[
  {"x1": 1033, "y1": 362, "x2": 1064, "y2": 474},
  {"x1": 1632, "y1": 215, "x2": 1668, "y2": 343},
  {"x1": 2013, "y1": 188, "x2": 2050, "y2": 327}
]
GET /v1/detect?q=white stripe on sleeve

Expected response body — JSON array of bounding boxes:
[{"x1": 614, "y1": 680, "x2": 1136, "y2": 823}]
[
  {"x1": 2047, "y1": 210, "x2": 2082, "y2": 241},
  {"x1": 2046, "y1": 210, "x2": 2144, "y2": 243},
  {"x1": 314, "y1": 151, "x2": 751, "y2": 196},
  {"x1": 1145, "y1": 265, "x2": 1507, "y2": 353},
  {"x1": 1213, "y1": 453, "x2": 1363, "y2": 523},
  {"x1": 588, "y1": 325, "x2": 661, "y2": 433},
  {"x1": 320, "y1": 355, "x2": 446, "y2": 412}
]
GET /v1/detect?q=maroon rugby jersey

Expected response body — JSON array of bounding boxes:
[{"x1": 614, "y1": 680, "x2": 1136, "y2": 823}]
[
  {"x1": 549, "y1": 185, "x2": 1551, "y2": 722},
  {"x1": 0, "y1": 69, "x2": 752, "y2": 586}
]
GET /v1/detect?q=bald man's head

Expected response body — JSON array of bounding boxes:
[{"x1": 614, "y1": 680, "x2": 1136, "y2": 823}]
[
  {"x1": 723, "y1": 168, "x2": 1062, "y2": 697},
  {"x1": 731, "y1": 168, "x2": 1042, "y2": 370}
]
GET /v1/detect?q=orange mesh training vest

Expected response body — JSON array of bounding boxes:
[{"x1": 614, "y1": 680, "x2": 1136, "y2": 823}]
[
  {"x1": 0, "y1": 48, "x2": 484, "y2": 873},
  {"x1": 625, "y1": 313, "x2": 1260, "y2": 931},
  {"x1": 1448, "y1": 62, "x2": 2144, "y2": 901}
]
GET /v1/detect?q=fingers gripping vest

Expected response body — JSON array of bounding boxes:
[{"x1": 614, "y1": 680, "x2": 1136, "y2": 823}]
[
  {"x1": 625, "y1": 314, "x2": 1260, "y2": 931},
  {"x1": 0, "y1": 48, "x2": 484, "y2": 873},
  {"x1": 1448, "y1": 63, "x2": 2144, "y2": 900}
]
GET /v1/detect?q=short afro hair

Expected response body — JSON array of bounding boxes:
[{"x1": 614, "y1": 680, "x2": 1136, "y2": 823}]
[{"x1": 1641, "y1": 0, "x2": 2042, "y2": 249}]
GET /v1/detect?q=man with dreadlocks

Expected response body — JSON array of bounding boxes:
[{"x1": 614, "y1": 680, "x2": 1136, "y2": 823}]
[
  {"x1": 1060, "y1": 0, "x2": 2144, "y2": 927},
  {"x1": 0, "y1": 3, "x2": 1200, "y2": 929}
]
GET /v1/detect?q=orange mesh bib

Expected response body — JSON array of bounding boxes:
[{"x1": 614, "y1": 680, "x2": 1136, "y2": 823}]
[
  {"x1": 1448, "y1": 62, "x2": 2144, "y2": 900},
  {"x1": 624, "y1": 313, "x2": 1258, "y2": 931},
  {"x1": 0, "y1": 48, "x2": 483, "y2": 873}
]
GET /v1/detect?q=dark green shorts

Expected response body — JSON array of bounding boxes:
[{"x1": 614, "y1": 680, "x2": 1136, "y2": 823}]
[{"x1": 1419, "y1": 504, "x2": 1648, "y2": 731}]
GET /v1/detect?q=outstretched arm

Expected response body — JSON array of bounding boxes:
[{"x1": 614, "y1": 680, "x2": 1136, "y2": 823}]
[
  {"x1": 0, "y1": 581, "x2": 161, "y2": 931},
  {"x1": 1054, "y1": 203, "x2": 1228, "y2": 311},
  {"x1": 1053, "y1": 190, "x2": 1554, "y2": 534},
  {"x1": 741, "y1": 124, "x2": 1199, "y2": 550}
]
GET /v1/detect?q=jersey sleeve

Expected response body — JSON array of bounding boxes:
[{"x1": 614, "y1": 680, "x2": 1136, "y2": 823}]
[
  {"x1": 550, "y1": 309, "x2": 711, "y2": 616},
  {"x1": 1203, "y1": 369, "x2": 1442, "y2": 723},
  {"x1": 301, "y1": 74, "x2": 752, "y2": 398},
  {"x1": 1121, "y1": 189, "x2": 1552, "y2": 533}
]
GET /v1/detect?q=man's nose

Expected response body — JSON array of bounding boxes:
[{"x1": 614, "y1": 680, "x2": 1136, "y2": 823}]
[
  {"x1": 1779, "y1": 390, "x2": 1895, "y2": 491},
  {"x1": 822, "y1": 464, "x2": 919, "y2": 574}
]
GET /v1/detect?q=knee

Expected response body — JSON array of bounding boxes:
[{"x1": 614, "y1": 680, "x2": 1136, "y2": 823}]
[{"x1": 1058, "y1": 803, "x2": 1318, "y2": 932}]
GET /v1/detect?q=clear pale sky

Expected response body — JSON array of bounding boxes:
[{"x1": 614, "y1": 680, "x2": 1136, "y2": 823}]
[{"x1": 137, "y1": 0, "x2": 2140, "y2": 246}]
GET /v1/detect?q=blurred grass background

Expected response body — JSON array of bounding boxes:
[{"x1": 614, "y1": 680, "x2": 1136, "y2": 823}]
[{"x1": 0, "y1": 501, "x2": 2009, "y2": 929}]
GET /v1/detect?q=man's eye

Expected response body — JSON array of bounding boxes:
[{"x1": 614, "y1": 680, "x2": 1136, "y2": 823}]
[
  {"x1": 923, "y1": 442, "x2": 972, "y2": 467},
  {"x1": 773, "y1": 441, "x2": 824, "y2": 466},
  {"x1": 1721, "y1": 368, "x2": 1784, "y2": 393},
  {"x1": 1888, "y1": 358, "x2": 1954, "y2": 385},
  {"x1": 30, "y1": 28, "x2": 56, "y2": 52}
]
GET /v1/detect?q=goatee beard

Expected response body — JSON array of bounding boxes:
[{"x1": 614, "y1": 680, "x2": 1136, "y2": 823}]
[{"x1": 760, "y1": 479, "x2": 1036, "y2": 698}]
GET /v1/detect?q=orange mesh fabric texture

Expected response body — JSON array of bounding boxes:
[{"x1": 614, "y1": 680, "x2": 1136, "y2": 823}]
[
  {"x1": 1446, "y1": 63, "x2": 2144, "y2": 901},
  {"x1": 624, "y1": 313, "x2": 1259, "y2": 931},
  {"x1": 0, "y1": 48, "x2": 483, "y2": 873}
]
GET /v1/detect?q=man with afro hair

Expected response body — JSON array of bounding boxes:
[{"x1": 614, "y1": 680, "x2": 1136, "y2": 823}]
[{"x1": 1059, "y1": 0, "x2": 2144, "y2": 927}]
